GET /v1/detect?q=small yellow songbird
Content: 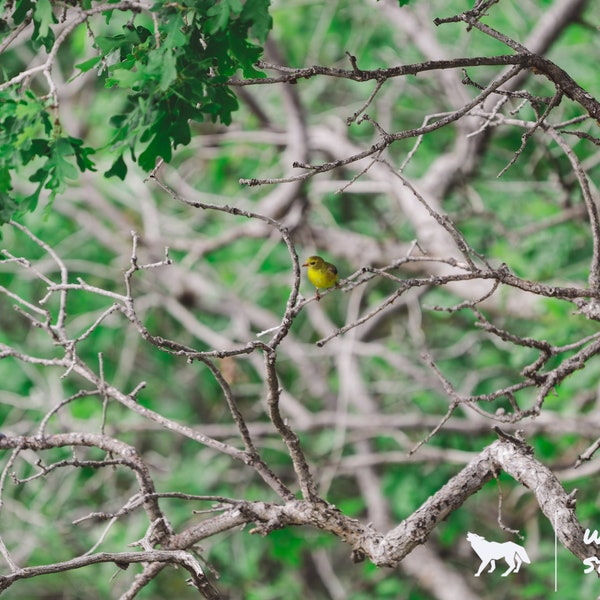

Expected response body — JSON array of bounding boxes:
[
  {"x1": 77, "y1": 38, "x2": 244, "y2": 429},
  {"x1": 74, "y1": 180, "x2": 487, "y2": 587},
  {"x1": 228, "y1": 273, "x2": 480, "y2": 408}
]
[{"x1": 302, "y1": 255, "x2": 339, "y2": 300}]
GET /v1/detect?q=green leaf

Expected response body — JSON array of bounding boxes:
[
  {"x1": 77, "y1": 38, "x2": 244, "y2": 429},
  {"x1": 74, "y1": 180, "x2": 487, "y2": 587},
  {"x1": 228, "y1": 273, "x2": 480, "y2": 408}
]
[
  {"x1": 13, "y1": 0, "x2": 34, "y2": 26},
  {"x1": 0, "y1": 192, "x2": 18, "y2": 225},
  {"x1": 95, "y1": 33, "x2": 127, "y2": 54},
  {"x1": 75, "y1": 56, "x2": 102, "y2": 73},
  {"x1": 33, "y1": 0, "x2": 53, "y2": 38},
  {"x1": 12, "y1": 94, "x2": 52, "y2": 139},
  {"x1": 68, "y1": 137, "x2": 96, "y2": 172},
  {"x1": 204, "y1": 85, "x2": 239, "y2": 125},
  {"x1": 159, "y1": 50, "x2": 177, "y2": 91},
  {"x1": 29, "y1": 165, "x2": 49, "y2": 184},
  {"x1": 107, "y1": 64, "x2": 143, "y2": 89},
  {"x1": 161, "y1": 13, "x2": 188, "y2": 49},
  {"x1": 52, "y1": 138, "x2": 83, "y2": 181},
  {"x1": 138, "y1": 134, "x2": 170, "y2": 170},
  {"x1": 229, "y1": 27, "x2": 264, "y2": 78},
  {"x1": 31, "y1": 0, "x2": 56, "y2": 51},
  {"x1": 26, "y1": 137, "x2": 82, "y2": 205},
  {"x1": 133, "y1": 25, "x2": 152, "y2": 43},
  {"x1": 208, "y1": 0, "x2": 244, "y2": 34},
  {"x1": 0, "y1": 166, "x2": 11, "y2": 193},
  {"x1": 241, "y1": 0, "x2": 272, "y2": 43},
  {"x1": 109, "y1": 114, "x2": 128, "y2": 129},
  {"x1": 105, "y1": 154, "x2": 127, "y2": 180},
  {"x1": 21, "y1": 184, "x2": 42, "y2": 214},
  {"x1": 21, "y1": 139, "x2": 50, "y2": 164}
]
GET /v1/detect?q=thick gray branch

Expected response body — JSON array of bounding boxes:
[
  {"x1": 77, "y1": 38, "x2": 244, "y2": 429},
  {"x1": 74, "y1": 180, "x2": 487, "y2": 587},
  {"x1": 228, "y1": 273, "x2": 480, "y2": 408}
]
[{"x1": 164, "y1": 439, "x2": 598, "y2": 568}]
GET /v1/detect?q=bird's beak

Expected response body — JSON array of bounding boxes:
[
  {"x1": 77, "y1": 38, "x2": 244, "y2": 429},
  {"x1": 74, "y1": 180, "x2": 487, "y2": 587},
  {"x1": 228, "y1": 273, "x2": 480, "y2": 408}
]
[{"x1": 302, "y1": 261, "x2": 308, "y2": 267}]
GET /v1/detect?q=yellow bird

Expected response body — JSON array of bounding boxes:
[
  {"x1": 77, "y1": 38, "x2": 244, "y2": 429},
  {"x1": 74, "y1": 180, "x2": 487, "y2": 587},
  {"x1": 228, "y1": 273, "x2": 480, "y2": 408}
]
[{"x1": 302, "y1": 255, "x2": 339, "y2": 300}]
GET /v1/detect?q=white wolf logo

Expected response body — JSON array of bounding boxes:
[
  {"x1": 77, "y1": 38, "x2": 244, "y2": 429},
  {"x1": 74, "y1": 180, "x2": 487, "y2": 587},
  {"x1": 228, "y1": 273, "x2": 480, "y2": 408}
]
[{"x1": 466, "y1": 532, "x2": 531, "y2": 576}]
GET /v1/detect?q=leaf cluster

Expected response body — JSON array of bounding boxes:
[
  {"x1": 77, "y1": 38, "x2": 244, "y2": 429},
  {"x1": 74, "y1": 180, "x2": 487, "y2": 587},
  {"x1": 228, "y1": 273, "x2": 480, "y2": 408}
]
[{"x1": 0, "y1": 0, "x2": 273, "y2": 226}]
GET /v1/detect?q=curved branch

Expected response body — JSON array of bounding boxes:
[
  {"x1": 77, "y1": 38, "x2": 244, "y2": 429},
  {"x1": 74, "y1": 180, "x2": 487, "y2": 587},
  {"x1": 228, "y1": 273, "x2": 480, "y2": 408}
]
[
  {"x1": 0, "y1": 433, "x2": 170, "y2": 541},
  {"x1": 233, "y1": 52, "x2": 600, "y2": 122},
  {"x1": 0, "y1": 550, "x2": 218, "y2": 598},
  {"x1": 158, "y1": 437, "x2": 598, "y2": 570}
]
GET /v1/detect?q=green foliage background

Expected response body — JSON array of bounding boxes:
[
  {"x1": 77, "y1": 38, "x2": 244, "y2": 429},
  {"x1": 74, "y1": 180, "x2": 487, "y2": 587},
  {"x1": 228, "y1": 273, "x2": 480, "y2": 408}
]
[{"x1": 1, "y1": 0, "x2": 600, "y2": 598}]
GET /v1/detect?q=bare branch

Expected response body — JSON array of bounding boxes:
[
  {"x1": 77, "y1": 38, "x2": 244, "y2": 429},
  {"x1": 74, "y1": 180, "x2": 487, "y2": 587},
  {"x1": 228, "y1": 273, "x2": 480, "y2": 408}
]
[{"x1": 0, "y1": 550, "x2": 217, "y2": 597}]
